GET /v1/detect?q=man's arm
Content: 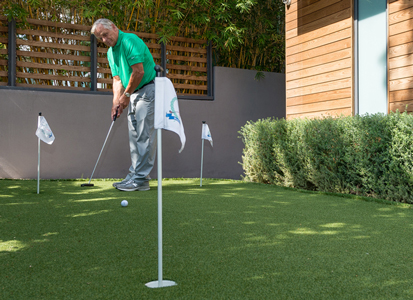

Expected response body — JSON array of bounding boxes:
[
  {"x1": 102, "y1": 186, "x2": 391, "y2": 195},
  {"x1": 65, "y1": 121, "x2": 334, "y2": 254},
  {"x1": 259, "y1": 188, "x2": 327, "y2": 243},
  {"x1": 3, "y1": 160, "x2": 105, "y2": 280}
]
[
  {"x1": 111, "y1": 75, "x2": 123, "y2": 120},
  {"x1": 111, "y1": 63, "x2": 145, "y2": 120}
]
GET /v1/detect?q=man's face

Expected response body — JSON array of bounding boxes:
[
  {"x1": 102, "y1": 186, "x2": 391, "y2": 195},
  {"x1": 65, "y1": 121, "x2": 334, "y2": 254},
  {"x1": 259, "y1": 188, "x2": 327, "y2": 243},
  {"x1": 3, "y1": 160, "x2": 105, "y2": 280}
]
[{"x1": 94, "y1": 24, "x2": 118, "y2": 47}]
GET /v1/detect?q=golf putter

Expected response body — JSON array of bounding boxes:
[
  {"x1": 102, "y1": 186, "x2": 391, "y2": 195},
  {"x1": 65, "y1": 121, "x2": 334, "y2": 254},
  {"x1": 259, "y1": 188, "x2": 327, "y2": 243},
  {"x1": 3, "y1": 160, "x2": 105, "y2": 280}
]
[{"x1": 81, "y1": 107, "x2": 119, "y2": 187}]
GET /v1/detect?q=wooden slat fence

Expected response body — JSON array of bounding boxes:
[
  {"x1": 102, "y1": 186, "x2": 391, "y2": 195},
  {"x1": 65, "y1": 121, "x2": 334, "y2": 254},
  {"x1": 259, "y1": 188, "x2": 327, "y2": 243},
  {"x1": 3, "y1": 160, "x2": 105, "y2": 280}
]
[
  {"x1": 15, "y1": 18, "x2": 92, "y2": 91},
  {"x1": 1, "y1": 18, "x2": 210, "y2": 97},
  {"x1": 0, "y1": 15, "x2": 8, "y2": 86},
  {"x1": 166, "y1": 36, "x2": 208, "y2": 96}
]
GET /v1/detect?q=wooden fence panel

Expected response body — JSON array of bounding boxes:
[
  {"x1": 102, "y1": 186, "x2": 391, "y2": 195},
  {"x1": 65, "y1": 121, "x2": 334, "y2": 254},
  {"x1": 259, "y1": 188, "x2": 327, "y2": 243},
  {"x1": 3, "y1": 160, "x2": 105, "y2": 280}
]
[
  {"x1": 14, "y1": 18, "x2": 92, "y2": 90},
  {"x1": 166, "y1": 36, "x2": 208, "y2": 96},
  {"x1": 0, "y1": 16, "x2": 8, "y2": 86},
  {"x1": 1, "y1": 18, "x2": 210, "y2": 97}
]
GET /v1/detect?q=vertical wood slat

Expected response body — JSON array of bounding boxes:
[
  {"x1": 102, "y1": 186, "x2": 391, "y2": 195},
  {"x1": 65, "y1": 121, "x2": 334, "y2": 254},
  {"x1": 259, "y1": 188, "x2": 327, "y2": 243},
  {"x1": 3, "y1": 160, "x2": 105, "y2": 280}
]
[{"x1": 285, "y1": 0, "x2": 353, "y2": 120}]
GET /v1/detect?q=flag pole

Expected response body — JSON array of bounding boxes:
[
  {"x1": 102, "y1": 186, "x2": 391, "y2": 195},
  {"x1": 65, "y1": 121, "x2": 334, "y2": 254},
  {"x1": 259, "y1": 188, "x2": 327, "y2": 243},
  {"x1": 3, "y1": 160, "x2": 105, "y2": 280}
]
[
  {"x1": 157, "y1": 128, "x2": 163, "y2": 285},
  {"x1": 37, "y1": 112, "x2": 41, "y2": 194},
  {"x1": 200, "y1": 121, "x2": 206, "y2": 187},
  {"x1": 146, "y1": 66, "x2": 177, "y2": 289}
]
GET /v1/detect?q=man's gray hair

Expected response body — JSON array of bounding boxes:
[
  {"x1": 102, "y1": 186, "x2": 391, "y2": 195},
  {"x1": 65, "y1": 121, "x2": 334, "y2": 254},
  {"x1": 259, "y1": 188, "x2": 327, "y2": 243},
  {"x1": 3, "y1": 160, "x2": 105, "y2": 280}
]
[{"x1": 91, "y1": 19, "x2": 116, "y2": 34}]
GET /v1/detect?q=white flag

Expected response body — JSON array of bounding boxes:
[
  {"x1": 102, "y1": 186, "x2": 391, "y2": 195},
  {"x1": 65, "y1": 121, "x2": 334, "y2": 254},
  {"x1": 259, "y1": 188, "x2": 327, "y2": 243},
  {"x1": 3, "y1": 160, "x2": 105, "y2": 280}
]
[
  {"x1": 154, "y1": 77, "x2": 186, "y2": 153},
  {"x1": 202, "y1": 123, "x2": 213, "y2": 147},
  {"x1": 36, "y1": 116, "x2": 55, "y2": 145}
]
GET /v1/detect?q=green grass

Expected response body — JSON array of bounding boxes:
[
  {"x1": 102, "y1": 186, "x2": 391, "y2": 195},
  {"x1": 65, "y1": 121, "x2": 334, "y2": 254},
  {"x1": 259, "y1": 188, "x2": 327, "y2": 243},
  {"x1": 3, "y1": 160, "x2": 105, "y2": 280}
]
[{"x1": 1, "y1": 178, "x2": 413, "y2": 299}]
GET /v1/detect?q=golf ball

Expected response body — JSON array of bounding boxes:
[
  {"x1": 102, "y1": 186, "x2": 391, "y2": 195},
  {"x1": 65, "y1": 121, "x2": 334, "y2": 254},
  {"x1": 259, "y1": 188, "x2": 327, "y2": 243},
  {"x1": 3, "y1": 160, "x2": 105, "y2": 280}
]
[{"x1": 121, "y1": 200, "x2": 128, "y2": 207}]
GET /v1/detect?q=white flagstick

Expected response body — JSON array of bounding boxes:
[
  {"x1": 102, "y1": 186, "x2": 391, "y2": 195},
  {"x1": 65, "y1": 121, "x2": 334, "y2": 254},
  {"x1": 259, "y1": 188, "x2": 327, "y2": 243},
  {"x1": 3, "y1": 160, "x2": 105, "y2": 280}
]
[
  {"x1": 157, "y1": 128, "x2": 164, "y2": 285},
  {"x1": 200, "y1": 121, "x2": 206, "y2": 187},
  {"x1": 200, "y1": 139, "x2": 205, "y2": 187},
  {"x1": 157, "y1": 129, "x2": 163, "y2": 286},
  {"x1": 37, "y1": 113, "x2": 41, "y2": 194},
  {"x1": 146, "y1": 66, "x2": 177, "y2": 289}
]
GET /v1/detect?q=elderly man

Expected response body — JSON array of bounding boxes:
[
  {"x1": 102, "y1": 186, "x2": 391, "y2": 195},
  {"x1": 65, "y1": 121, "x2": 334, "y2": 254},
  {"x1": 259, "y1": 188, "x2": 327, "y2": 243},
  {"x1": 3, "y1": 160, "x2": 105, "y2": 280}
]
[{"x1": 91, "y1": 19, "x2": 156, "y2": 192}]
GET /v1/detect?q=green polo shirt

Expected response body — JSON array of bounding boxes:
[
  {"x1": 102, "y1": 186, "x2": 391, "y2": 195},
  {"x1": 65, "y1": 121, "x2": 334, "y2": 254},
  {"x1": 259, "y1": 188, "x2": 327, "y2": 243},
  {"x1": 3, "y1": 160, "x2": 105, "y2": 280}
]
[{"x1": 107, "y1": 30, "x2": 155, "y2": 90}]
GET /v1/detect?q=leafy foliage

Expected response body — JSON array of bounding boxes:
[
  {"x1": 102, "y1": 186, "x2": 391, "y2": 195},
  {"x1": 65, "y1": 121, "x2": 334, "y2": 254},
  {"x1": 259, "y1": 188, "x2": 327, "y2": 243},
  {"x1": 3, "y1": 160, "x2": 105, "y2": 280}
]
[
  {"x1": 239, "y1": 112, "x2": 413, "y2": 203},
  {"x1": 0, "y1": 0, "x2": 285, "y2": 73}
]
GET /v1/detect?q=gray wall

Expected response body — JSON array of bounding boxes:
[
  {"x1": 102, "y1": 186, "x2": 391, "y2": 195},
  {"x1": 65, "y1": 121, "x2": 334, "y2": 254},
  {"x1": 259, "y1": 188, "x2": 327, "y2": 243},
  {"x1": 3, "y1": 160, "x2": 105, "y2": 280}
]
[{"x1": 0, "y1": 67, "x2": 285, "y2": 180}]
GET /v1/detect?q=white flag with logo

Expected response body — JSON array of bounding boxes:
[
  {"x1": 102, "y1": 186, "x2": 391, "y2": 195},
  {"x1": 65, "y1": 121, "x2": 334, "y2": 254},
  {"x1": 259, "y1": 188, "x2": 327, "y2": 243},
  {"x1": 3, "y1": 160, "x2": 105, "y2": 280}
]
[
  {"x1": 36, "y1": 116, "x2": 55, "y2": 145},
  {"x1": 154, "y1": 77, "x2": 186, "y2": 153},
  {"x1": 202, "y1": 123, "x2": 213, "y2": 147}
]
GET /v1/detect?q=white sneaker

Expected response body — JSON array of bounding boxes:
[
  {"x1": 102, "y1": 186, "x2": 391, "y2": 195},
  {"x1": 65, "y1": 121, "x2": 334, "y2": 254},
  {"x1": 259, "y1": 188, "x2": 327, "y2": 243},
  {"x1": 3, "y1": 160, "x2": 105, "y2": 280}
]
[
  {"x1": 112, "y1": 178, "x2": 130, "y2": 188},
  {"x1": 116, "y1": 180, "x2": 150, "y2": 192}
]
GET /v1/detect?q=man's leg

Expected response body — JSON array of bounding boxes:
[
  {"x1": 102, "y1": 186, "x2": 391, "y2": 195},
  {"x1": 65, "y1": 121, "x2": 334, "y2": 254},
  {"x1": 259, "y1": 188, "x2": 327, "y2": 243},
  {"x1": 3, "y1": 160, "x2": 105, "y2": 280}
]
[{"x1": 116, "y1": 84, "x2": 156, "y2": 191}]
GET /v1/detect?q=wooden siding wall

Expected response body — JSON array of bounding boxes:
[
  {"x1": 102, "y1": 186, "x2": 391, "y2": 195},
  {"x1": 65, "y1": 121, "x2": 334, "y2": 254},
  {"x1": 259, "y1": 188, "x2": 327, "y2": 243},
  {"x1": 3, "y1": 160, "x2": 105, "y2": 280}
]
[
  {"x1": 285, "y1": 0, "x2": 353, "y2": 119},
  {"x1": 389, "y1": 0, "x2": 413, "y2": 113}
]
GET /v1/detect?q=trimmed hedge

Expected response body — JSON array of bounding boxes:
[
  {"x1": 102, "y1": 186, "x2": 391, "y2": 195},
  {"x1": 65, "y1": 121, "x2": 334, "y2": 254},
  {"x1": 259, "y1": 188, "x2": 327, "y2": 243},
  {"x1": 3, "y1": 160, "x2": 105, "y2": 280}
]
[{"x1": 239, "y1": 112, "x2": 413, "y2": 203}]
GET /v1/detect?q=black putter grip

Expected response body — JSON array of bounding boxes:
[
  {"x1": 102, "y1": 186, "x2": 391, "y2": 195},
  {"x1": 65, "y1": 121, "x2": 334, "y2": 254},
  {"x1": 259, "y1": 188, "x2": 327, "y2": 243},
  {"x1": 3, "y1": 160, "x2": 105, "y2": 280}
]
[{"x1": 113, "y1": 106, "x2": 119, "y2": 121}]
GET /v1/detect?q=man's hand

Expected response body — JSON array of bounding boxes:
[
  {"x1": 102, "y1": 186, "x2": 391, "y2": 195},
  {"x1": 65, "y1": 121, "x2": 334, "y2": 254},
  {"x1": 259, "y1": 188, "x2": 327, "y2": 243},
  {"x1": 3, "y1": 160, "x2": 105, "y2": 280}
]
[
  {"x1": 110, "y1": 64, "x2": 144, "y2": 121},
  {"x1": 112, "y1": 93, "x2": 130, "y2": 119},
  {"x1": 118, "y1": 94, "x2": 130, "y2": 111},
  {"x1": 111, "y1": 104, "x2": 121, "y2": 121}
]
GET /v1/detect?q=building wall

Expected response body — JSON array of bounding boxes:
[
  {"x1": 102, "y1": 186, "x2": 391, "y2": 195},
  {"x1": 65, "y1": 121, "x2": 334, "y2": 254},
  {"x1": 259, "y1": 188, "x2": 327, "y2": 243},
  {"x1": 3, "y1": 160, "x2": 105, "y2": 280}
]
[
  {"x1": 388, "y1": 0, "x2": 413, "y2": 113},
  {"x1": 285, "y1": 0, "x2": 353, "y2": 119},
  {"x1": 0, "y1": 67, "x2": 285, "y2": 180}
]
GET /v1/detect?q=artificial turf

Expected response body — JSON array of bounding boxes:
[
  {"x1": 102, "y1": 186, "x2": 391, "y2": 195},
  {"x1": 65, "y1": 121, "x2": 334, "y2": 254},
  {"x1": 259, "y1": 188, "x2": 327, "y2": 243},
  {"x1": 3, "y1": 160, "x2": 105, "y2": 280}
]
[{"x1": 1, "y1": 178, "x2": 413, "y2": 299}]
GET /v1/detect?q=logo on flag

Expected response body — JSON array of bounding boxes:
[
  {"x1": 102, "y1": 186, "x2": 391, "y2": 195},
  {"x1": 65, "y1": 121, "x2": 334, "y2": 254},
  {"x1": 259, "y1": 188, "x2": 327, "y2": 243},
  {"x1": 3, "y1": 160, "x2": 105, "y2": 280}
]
[
  {"x1": 166, "y1": 97, "x2": 181, "y2": 123},
  {"x1": 154, "y1": 77, "x2": 186, "y2": 153},
  {"x1": 202, "y1": 123, "x2": 213, "y2": 147},
  {"x1": 36, "y1": 116, "x2": 55, "y2": 145}
]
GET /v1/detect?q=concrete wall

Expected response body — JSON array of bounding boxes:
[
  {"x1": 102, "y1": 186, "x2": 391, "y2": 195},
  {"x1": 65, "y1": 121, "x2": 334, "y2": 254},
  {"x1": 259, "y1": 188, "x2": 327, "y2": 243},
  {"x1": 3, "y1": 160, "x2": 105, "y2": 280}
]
[{"x1": 0, "y1": 67, "x2": 285, "y2": 180}]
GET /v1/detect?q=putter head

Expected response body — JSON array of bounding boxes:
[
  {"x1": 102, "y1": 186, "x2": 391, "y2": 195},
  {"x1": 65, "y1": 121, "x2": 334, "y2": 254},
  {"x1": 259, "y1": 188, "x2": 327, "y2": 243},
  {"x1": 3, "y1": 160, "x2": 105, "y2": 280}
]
[{"x1": 81, "y1": 183, "x2": 94, "y2": 187}]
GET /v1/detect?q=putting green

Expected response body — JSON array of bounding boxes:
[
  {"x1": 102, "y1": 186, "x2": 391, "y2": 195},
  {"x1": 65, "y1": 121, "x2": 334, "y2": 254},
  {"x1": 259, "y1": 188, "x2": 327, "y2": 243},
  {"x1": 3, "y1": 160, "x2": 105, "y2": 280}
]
[{"x1": 1, "y1": 179, "x2": 413, "y2": 299}]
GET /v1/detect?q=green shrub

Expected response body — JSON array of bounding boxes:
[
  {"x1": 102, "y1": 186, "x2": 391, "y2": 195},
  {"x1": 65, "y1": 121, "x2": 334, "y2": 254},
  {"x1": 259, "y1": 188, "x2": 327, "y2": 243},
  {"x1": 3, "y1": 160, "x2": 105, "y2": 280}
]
[
  {"x1": 239, "y1": 112, "x2": 413, "y2": 203},
  {"x1": 239, "y1": 118, "x2": 285, "y2": 184}
]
